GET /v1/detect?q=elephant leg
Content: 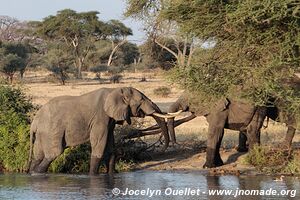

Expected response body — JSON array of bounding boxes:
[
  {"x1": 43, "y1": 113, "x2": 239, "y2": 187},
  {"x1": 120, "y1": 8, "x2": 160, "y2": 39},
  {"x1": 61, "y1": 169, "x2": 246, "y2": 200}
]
[
  {"x1": 283, "y1": 126, "x2": 296, "y2": 148},
  {"x1": 105, "y1": 154, "x2": 116, "y2": 174},
  {"x1": 34, "y1": 158, "x2": 53, "y2": 173},
  {"x1": 90, "y1": 156, "x2": 101, "y2": 175},
  {"x1": 247, "y1": 107, "x2": 266, "y2": 150},
  {"x1": 33, "y1": 132, "x2": 65, "y2": 173},
  {"x1": 105, "y1": 121, "x2": 117, "y2": 174},
  {"x1": 204, "y1": 112, "x2": 227, "y2": 168},
  {"x1": 30, "y1": 143, "x2": 44, "y2": 173},
  {"x1": 30, "y1": 158, "x2": 43, "y2": 173},
  {"x1": 237, "y1": 131, "x2": 248, "y2": 152},
  {"x1": 89, "y1": 123, "x2": 109, "y2": 175},
  {"x1": 214, "y1": 129, "x2": 224, "y2": 166}
]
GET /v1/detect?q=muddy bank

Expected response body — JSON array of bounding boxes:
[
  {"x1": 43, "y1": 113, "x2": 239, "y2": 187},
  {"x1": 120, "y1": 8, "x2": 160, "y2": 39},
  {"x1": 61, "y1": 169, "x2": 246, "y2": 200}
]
[{"x1": 131, "y1": 143, "x2": 300, "y2": 176}]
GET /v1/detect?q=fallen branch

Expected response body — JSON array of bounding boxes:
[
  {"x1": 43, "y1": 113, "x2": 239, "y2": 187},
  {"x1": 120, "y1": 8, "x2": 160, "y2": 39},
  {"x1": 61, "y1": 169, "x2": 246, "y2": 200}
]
[{"x1": 123, "y1": 114, "x2": 196, "y2": 139}]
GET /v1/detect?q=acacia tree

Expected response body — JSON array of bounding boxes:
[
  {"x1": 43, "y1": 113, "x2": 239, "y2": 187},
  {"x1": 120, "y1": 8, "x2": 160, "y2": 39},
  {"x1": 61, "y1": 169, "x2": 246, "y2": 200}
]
[
  {"x1": 164, "y1": 0, "x2": 300, "y2": 121},
  {"x1": 124, "y1": 0, "x2": 199, "y2": 67},
  {"x1": 34, "y1": 9, "x2": 107, "y2": 78},
  {"x1": 0, "y1": 42, "x2": 32, "y2": 83},
  {"x1": 45, "y1": 43, "x2": 74, "y2": 85},
  {"x1": 105, "y1": 20, "x2": 133, "y2": 66}
]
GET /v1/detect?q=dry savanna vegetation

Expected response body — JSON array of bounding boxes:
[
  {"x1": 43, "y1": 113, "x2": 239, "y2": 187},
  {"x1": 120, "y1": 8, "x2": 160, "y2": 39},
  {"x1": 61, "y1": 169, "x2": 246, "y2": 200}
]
[
  {"x1": 19, "y1": 70, "x2": 300, "y2": 174},
  {"x1": 1, "y1": 0, "x2": 300, "y2": 175}
]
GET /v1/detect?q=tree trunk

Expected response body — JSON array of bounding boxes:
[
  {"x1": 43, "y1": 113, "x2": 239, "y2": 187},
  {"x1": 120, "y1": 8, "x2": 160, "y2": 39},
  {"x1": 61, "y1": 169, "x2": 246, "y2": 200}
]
[
  {"x1": 107, "y1": 40, "x2": 127, "y2": 66},
  {"x1": 77, "y1": 58, "x2": 82, "y2": 79}
]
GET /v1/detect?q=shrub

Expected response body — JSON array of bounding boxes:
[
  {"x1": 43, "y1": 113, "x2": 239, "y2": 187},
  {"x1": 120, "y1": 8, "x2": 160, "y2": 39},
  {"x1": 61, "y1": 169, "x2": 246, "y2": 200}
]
[
  {"x1": 153, "y1": 86, "x2": 171, "y2": 97},
  {"x1": 49, "y1": 143, "x2": 91, "y2": 173},
  {"x1": 245, "y1": 145, "x2": 299, "y2": 174},
  {"x1": 0, "y1": 85, "x2": 34, "y2": 172},
  {"x1": 110, "y1": 74, "x2": 123, "y2": 83},
  {"x1": 89, "y1": 65, "x2": 108, "y2": 80}
]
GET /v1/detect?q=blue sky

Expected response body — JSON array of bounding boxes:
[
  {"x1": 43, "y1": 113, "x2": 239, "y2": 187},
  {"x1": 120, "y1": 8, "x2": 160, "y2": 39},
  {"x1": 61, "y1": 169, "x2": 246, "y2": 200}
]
[{"x1": 0, "y1": 0, "x2": 145, "y2": 43}]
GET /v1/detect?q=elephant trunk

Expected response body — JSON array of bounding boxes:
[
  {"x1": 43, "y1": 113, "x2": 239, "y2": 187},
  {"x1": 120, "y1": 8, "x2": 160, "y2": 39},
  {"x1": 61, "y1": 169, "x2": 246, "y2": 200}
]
[
  {"x1": 167, "y1": 103, "x2": 181, "y2": 145},
  {"x1": 150, "y1": 102, "x2": 170, "y2": 151}
]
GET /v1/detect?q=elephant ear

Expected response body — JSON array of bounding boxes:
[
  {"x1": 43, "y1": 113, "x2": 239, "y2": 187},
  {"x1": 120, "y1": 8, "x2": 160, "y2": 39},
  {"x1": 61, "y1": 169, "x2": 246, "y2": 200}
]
[
  {"x1": 214, "y1": 98, "x2": 230, "y2": 112},
  {"x1": 104, "y1": 88, "x2": 132, "y2": 124}
]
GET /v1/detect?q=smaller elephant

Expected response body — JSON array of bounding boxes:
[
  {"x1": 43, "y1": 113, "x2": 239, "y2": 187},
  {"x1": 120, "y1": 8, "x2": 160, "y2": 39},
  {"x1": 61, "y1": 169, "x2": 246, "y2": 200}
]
[
  {"x1": 237, "y1": 105, "x2": 297, "y2": 151},
  {"x1": 167, "y1": 94, "x2": 267, "y2": 168},
  {"x1": 28, "y1": 87, "x2": 172, "y2": 175}
]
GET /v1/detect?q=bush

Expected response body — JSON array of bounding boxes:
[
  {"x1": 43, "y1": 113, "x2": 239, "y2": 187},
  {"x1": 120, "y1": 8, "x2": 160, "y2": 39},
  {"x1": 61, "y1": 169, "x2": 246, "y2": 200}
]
[
  {"x1": 0, "y1": 85, "x2": 34, "y2": 172},
  {"x1": 49, "y1": 144, "x2": 91, "y2": 173},
  {"x1": 153, "y1": 86, "x2": 171, "y2": 97},
  {"x1": 245, "y1": 145, "x2": 299, "y2": 174},
  {"x1": 110, "y1": 74, "x2": 123, "y2": 83},
  {"x1": 89, "y1": 65, "x2": 108, "y2": 80}
]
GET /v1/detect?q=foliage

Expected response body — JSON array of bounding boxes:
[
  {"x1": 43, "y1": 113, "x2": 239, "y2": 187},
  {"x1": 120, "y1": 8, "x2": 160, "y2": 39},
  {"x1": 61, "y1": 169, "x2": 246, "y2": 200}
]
[
  {"x1": 49, "y1": 144, "x2": 91, "y2": 173},
  {"x1": 0, "y1": 85, "x2": 34, "y2": 172},
  {"x1": 89, "y1": 65, "x2": 108, "y2": 80},
  {"x1": 0, "y1": 42, "x2": 33, "y2": 83},
  {"x1": 105, "y1": 19, "x2": 133, "y2": 40},
  {"x1": 246, "y1": 145, "x2": 299, "y2": 174},
  {"x1": 33, "y1": 9, "x2": 107, "y2": 78},
  {"x1": 153, "y1": 86, "x2": 171, "y2": 97},
  {"x1": 45, "y1": 43, "x2": 74, "y2": 85},
  {"x1": 87, "y1": 40, "x2": 139, "y2": 67},
  {"x1": 33, "y1": 9, "x2": 134, "y2": 78},
  {"x1": 163, "y1": 0, "x2": 300, "y2": 119},
  {"x1": 139, "y1": 38, "x2": 178, "y2": 69}
]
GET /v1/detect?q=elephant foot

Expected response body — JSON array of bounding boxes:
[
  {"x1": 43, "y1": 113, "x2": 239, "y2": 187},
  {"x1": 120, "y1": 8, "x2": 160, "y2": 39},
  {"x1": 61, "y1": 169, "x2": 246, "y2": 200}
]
[
  {"x1": 215, "y1": 159, "x2": 224, "y2": 167},
  {"x1": 107, "y1": 168, "x2": 118, "y2": 175},
  {"x1": 236, "y1": 146, "x2": 248, "y2": 152},
  {"x1": 29, "y1": 172, "x2": 46, "y2": 176},
  {"x1": 203, "y1": 162, "x2": 216, "y2": 169},
  {"x1": 203, "y1": 160, "x2": 224, "y2": 169}
]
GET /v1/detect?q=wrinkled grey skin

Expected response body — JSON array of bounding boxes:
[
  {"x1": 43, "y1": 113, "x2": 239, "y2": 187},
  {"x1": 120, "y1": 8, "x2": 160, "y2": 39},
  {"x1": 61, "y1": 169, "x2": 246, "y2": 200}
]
[
  {"x1": 29, "y1": 87, "x2": 169, "y2": 175},
  {"x1": 238, "y1": 106, "x2": 296, "y2": 151},
  {"x1": 167, "y1": 95, "x2": 267, "y2": 168}
]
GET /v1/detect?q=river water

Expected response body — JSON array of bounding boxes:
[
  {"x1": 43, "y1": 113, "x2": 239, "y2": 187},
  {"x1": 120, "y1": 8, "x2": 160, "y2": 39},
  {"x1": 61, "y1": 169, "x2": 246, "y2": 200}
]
[{"x1": 0, "y1": 171, "x2": 299, "y2": 200}]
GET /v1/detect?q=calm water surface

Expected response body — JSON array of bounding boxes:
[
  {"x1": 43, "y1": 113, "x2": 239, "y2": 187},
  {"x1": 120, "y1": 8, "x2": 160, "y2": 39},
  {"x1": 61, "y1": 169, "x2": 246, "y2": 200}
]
[{"x1": 0, "y1": 171, "x2": 299, "y2": 200}]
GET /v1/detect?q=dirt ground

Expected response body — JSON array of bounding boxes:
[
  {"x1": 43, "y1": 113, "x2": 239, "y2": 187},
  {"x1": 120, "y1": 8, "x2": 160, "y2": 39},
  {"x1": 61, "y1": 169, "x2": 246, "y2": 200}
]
[{"x1": 22, "y1": 70, "x2": 300, "y2": 175}]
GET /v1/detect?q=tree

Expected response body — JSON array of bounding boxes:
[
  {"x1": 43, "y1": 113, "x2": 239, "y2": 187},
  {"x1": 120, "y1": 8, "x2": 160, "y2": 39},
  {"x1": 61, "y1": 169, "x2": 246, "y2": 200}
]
[
  {"x1": 105, "y1": 20, "x2": 133, "y2": 66},
  {"x1": 45, "y1": 43, "x2": 74, "y2": 85},
  {"x1": 139, "y1": 38, "x2": 178, "y2": 69},
  {"x1": 0, "y1": 42, "x2": 32, "y2": 83},
  {"x1": 34, "y1": 9, "x2": 107, "y2": 78},
  {"x1": 164, "y1": 0, "x2": 300, "y2": 122},
  {"x1": 86, "y1": 40, "x2": 139, "y2": 67},
  {"x1": 0, "y1": 16, "x2": 24, "y2": 42},
  {"x1": 124, "y1": 0, "x2": 199, "y2": 67}
]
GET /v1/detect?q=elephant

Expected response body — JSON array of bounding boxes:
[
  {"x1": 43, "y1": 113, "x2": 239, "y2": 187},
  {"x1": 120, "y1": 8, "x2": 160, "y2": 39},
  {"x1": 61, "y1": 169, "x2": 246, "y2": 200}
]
[
  {"x1": 167, "y1": 94, "x2": 267, "y2": 168},
  {"x1": 28, "y1": 87, "x2": 173, "y2": 175},
  {"x1": 237, "y1": 105, "x2": 297, "y2": 151}
]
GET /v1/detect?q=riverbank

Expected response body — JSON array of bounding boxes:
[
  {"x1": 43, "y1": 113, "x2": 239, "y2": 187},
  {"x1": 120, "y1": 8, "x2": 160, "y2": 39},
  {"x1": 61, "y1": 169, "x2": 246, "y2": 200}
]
[{"x1": 131, "y1": 142, "x2": 300, "y2": 176}]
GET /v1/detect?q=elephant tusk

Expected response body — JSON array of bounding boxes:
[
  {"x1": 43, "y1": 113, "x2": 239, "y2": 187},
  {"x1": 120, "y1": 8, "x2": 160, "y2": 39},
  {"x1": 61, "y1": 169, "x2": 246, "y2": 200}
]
[
  {"x1": 152, "y1": 112, "x2": 177, "y2": 119},
  {"x1": 167, "y1": 110, "x2": 183, "y2": 116}
]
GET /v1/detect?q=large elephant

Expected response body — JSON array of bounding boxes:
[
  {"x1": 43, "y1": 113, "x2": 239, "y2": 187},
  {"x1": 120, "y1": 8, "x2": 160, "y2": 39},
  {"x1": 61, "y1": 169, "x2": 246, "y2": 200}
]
[
  {"x1": 29, "y1": 87, "x2": 172, "y2": 175},
  {"x1": 237, "y1": 105, "x2": 297, "y2": 151},
  {"x1": 167, "y1": 94, "x2": 267, "y2": 168}
]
